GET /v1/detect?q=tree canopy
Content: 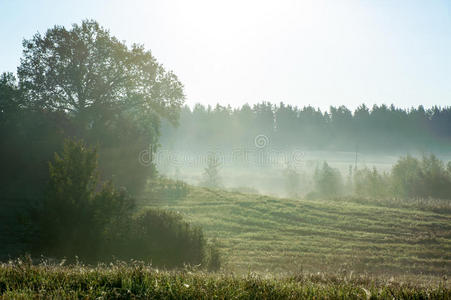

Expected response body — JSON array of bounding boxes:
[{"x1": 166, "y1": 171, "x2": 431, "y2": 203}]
[
  {"x1": 18, "y1": 20, "x2": 184, "y2": 130},
  {"x1": 1, "y1": 20, "x2": 186, "y2": 197}
]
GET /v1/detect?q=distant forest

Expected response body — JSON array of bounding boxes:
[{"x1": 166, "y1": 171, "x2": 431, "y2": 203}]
[{"x1": 161, "y1": 102, "x2": 451, "y2": 153}]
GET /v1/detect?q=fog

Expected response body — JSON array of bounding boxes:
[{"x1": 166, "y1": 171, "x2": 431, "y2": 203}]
[
  {"x1": 155, "y1": 103, "x2": 451, "y2": 198},
  {"x1": 1, "y1": 10, "x2": 450, "y2": 289}
]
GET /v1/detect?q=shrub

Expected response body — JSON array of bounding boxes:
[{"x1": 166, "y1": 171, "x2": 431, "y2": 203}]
[
  {"x1": 125, "y1": 209, "x2": 208, "y2": 268},
  {"x1": 283, "y1": 165, "x2": 301, "y2": 198},
  {"x1": 206, "y1": 239, "x2": 222, "y2": 271},
  {"x1": 313, "y1": 162, "x2": 343, "y2": 198},
  {"x1": 147, "y1": 176, "x2": 190, "y2": 202},
  {"x1": 391, "y1": 155, "x2": 422, "y2": 198},
  {"x1": 30, "y1": 139, "x2": 218, "y2": 269},
  {"x1": 201, "y1": 153, "x2": 222, "y2": 188},
  {"x1": 391, "y1": 154, "x2": 451, "y2": 199},
  {"x1": 30, "y1": 139, "x2": 134, "y2": 262},
  {"x1": 353, "y1": 167, "x2": 391, "y2": 198}
]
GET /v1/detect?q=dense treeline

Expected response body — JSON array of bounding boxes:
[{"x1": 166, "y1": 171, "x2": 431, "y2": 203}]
[{"x1": 161, "y1": 102, "x2": 451, "y2": 152}]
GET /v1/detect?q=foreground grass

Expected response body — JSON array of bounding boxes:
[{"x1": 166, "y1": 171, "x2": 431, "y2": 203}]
[
  {"x1": 1, "y1": 261, "x2": 449, "y2": 299},
  {"x1": 141, "y1": 187, "x2": 451, "y2": 276}
]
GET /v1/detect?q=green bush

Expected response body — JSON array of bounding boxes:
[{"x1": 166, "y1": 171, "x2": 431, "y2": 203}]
[
  {"x1": 147, "y1": 176, "x2": 190, "y2": 202},
  {"x1": 353, "y1": 167, "x2": 391, "y2": 198},
  {"x1": 283, "y1": 165, "x2": 301, "y2": 198},
  {"x1": 124, "y1": 209, "x2": 208, "y2": 268},
  {"x1": 349, "y1": 154, "x2": 451, "y2": 200},
  {"x1": 391, "y1": 154, "x2": 451, "y2": 199},
  {"x1": 30, "y1": 139, "x2": 134, "y2": 262},
  {"x1": 201, "y1": 153, "x2": 222, "y2": 188},
  {"x1": 30, "y1": 139, "x2": 219, "y2": 269},
  {"x1": 313, "y1": 162, "x2": 343, "y2": 198},
  {"x1": 206, "y1": 239, "x2": 222, "y2": 272}
]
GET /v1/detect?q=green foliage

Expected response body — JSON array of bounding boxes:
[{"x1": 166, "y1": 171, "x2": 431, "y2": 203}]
[
  {"x1": 147, "y1": 176, "x2": 190, "y2": 202},
  {"x1": 10, "y1": 20, "x2": 185, "y2": 196},
  {"x1": 314, "y1": 155, "x2": 451, "y2": 200},
  {"x1": 205, "y1": 239, "x2": 222, "y2": 272},
  {"x1": 353, "y1": 167, "x2": 391, "y2": 198},
  {"x1": 312, "y1": 162, "x2": 343, "y2": 198},
  {"x1": 0, "y1": 260, "x2": 451, "y2": 299},
  {"x1": 125, "y1": 209, "x2": 208, "y2": 268},
  {"x1": 31, "y1": 139, "x2": 134, "y2": 262},
  {"x1": 0, "y1": 261, "x2": 447, "y2": 299},
  {"x1": 201, "y1": 153, "x2": 222, "y2": 188},
  {"x1": 18, "y1": 20, "x2": 184, "y2": 125},
  {"x1": 283, "y1": 165, "x2": 301, "y2": 198},
  {"x1": 391, "y1": 154, "x2": 451, "y2": 199},
  {"x1": 391, "y1": 155, "x2": 423, "y2": 198},
  {"x1": 30, "y1": 139, "x2": 215, "y2": 269},
  {"x1": 0, "y1": 72, "x2": 21, "y2": 126}
]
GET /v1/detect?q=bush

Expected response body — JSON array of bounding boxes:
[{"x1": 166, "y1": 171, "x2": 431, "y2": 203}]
[
  {"x1": 30, "y1": 139, "x2": 218, "y2": 269},
  {"x1": 283, "y1": 165, "x2": 301, "y2": 198},
  {"x1": 122, "y1": 209, "x2": 208, "y2": 268},
  {"x1": 313, "y1": 162, "x2": 343, "y2": 198},
  {"x1": 206, "y1": 239, "x2": 222, "y2": 271},
  {"x1": 30, "y1": 139, "x2": 134, "y2": 262},
  {"x1": 391, "y1": 154, "x2": 451, "y2": 199},
  {"x1": 147, "y1": 176, "x2": 190, "y2": 202},
  {"x1": 353, "y1": 167, "x2": 391, "y2": 198},
  {"x1": 201, "y1": 153, "x2": 222, "y2": 188}
]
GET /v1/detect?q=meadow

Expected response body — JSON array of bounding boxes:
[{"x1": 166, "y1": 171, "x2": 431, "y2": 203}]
[{"x1": 141, "y1": 186, "x2": 451, "y2": 276}]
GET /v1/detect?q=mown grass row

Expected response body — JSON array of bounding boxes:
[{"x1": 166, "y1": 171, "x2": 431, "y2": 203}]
[
  {"x1": 141, "y1": 187, "x2": 451, "y2": 275},
  {"x1": 0, "y1": 261, "x2": 449, "y2": 299}
]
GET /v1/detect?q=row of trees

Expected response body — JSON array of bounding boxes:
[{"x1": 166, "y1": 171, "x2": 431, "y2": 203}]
[
  {"x1": 299, "y1": 154, "x2": 451, "y2": 200},
  {"x1": 160, "y1": 102, "x2": 451, "y2": 152}
]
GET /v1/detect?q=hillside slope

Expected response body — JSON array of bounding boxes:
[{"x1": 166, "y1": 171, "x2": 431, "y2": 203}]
[{"x1": 141, "y1": 187, "x2": 451, "y2": 275}]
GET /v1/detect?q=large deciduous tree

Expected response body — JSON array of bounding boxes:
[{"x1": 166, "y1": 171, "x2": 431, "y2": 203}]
[
  {"x1": 18, "y1": 20, "x2": 184, "y2": 128},
  {"x1": 17, "y1": 20, "x2": 185, "y2": 194}
]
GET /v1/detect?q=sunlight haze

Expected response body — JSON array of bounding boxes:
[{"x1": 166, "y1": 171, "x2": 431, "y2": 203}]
[{"x1": 1, "y1": 0, "x2": 450, "y2": 111}]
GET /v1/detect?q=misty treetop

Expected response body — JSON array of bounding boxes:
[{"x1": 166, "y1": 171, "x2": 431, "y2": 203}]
[
  {"x1": 160, "y1": 102, "x2": 451, "y2": 152},
  {"x1": 18, "y1": 20, "x2": 184, "y2": 126},
  {"x1": 1, "y1": 20, "x2": 185, "y2": 197}
]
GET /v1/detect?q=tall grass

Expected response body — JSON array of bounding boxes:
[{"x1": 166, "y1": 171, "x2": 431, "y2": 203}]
[{"x1": 0, "y1": 259, "x2": 449, "y2": 299}]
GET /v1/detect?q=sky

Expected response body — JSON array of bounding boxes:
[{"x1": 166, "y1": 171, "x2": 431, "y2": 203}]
[{"x1": 0, "y1": 0, "x2": 450, "y2": 111}]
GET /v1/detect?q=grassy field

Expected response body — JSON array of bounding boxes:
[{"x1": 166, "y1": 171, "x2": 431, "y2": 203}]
[
  {"x1": 2, "y1": 187, "x2": 450, "y2": 298},
  {"x1": 1, "y1": 261, "x2": 449, "y2": 299},
  {"x1": 140, "y1": 187, "x2": 451, "y2": 276}
]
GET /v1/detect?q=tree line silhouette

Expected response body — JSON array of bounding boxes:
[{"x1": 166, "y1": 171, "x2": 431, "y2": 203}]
[{"x1": 161, "y1": 102, "x2": 451, "y2": 153}]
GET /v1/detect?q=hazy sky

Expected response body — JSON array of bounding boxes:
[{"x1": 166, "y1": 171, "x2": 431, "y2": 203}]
[{"x1": 1, "y1": 0, "x2": 450, "y2": 111}]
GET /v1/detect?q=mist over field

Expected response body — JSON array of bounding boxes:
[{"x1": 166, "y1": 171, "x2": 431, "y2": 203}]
[
  {"x1": 1, "y1": 1, "x2": 450, "y2": 298},
  {"x1": 155, "y1": 104, "x2": 451, "y2": 198}
]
